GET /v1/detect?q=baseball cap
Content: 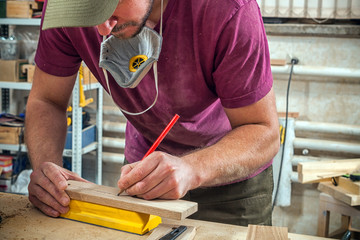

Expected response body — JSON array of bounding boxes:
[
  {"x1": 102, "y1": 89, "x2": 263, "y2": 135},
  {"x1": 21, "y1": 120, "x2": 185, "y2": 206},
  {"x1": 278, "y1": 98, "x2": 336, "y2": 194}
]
[{"x1": 42, "y1": 0, "x2": 119, "y2": 30}]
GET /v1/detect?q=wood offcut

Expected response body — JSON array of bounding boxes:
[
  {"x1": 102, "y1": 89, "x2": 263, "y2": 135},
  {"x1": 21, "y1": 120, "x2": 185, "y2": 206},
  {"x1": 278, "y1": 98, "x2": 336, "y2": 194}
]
[{"x1": 298, "y1": 159, "x2": 360, "y2": 183}]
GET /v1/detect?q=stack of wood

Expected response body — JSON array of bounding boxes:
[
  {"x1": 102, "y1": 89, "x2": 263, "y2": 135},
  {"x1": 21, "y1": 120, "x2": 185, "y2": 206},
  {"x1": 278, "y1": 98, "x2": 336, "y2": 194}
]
[{"x1": 298, "y1": 159, "x2": 360, "y2": 206}]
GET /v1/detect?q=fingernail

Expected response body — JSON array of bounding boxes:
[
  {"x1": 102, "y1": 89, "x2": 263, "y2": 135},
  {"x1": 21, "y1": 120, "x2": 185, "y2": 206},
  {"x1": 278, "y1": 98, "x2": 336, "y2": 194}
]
[
  {"x1": 61, "y1": 197, "x2": 69, "y2": 206},
  {"x1": 51, "y1": 210, "x2": 60, "y2": 217}
]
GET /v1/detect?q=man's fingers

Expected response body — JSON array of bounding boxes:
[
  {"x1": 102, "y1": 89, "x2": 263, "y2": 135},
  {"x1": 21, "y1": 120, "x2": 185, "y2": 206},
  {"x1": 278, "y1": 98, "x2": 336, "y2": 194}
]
[
  {"x1": 28, "y1": 183, "x2": 69, "y2": 215},
  {"x1": 118, "y1": 161, "x2": 155, "y2": 190},
  {"x1": 28, "y1": 194, "x2": 61, "y2": 217},
  {"x1": 41, "y1": 162, "x2": 68, "y2": 190}
]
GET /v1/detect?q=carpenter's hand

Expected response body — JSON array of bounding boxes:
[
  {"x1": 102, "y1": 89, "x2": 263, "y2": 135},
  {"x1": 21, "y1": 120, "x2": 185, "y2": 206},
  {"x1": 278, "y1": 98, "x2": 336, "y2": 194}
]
[
  {"x1": 117, "y1": 152, "x2": 199, "y2": 200},
  {"x1": 28, "y1": 162, "x2": 88, "y2": 217}
]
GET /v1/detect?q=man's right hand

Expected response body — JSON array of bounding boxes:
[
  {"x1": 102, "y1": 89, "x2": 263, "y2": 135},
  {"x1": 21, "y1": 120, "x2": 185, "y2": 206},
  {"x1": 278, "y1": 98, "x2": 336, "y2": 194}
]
[{"x1": 28, "y1": 162, "x2": 88, "y2": 217}]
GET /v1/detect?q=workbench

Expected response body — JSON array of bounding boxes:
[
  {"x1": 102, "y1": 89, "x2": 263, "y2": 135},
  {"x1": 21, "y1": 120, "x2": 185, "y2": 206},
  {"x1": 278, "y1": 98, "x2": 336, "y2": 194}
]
[{"x1": 0, "y1": 192, "x2": 329, "y2": 239}]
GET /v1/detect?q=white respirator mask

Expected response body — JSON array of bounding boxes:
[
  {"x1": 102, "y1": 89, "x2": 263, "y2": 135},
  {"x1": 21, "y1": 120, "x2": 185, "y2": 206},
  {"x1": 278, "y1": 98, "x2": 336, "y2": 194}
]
[{"x1": 99, "y1": 0, "x2": 163, "y2": 116}]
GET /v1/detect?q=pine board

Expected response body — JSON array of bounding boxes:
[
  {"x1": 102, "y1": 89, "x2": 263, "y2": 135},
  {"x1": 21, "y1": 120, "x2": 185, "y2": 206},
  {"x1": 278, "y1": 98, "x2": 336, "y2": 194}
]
[
  {"x1": 318, "y1": 181, "x2": 360, "y2": 206},
  {"x1": 338, "y1": 177, "x2": 360, "y2": 195},
  {"x1": 65, "y1": 180, "x2": 198, "y2": 220},
  {"x1": 297, "y1": 159, "x2": 360, "y2": 183},
  {"x1": 246, "y1": 225, "x2": 289, "y2": 240}
]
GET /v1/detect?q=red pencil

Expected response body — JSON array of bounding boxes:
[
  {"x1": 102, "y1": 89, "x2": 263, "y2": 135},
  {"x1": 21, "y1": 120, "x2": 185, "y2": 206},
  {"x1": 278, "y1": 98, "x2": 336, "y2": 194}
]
[
  {"x1": 142, "y1": 114, "x2": 180, "y2": 160},
  {"x1": 117, "y1": 114, "x2": 180, "y2": 196}
]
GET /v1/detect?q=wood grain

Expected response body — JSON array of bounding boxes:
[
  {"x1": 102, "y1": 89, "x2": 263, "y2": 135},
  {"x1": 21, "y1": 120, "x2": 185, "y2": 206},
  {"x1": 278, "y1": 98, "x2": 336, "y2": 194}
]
[
  {"x1": 338, "y1": 177, "x2": 360, "y2": 195},
  {"x1": 246, "y1": 225, "x2": 289, "y2": 240},
  {"x1": 65, "y1": 180, "x2": 198, "y2": 220},
  {"x1": 298, "y1": 159, "x2": 360, "y2": 183},
  {"x1": 318, "y1": 181, "x2": 360, "y2": 206}
]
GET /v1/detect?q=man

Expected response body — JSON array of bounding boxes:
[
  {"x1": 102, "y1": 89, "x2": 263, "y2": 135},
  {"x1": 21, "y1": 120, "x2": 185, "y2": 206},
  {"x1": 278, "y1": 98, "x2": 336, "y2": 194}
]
[{"x1": 26, "y1": 0, "x2": 280, "y2": 226}]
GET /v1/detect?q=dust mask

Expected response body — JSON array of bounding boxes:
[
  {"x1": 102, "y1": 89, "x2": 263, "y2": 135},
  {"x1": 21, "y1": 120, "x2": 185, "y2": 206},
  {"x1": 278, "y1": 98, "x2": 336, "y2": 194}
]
[{"x1": 100, "y1": 0, "x2": 164, "y2": 115}]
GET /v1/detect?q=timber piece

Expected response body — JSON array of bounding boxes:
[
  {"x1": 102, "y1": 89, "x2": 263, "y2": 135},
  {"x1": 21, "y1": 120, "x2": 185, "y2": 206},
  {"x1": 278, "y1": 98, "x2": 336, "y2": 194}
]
[
  {"x1": 21, "y1": 64, "x2": 35, "y2": 83},
  {"x1": 270, "y1": 59, "x2": 287, "y2": 66},
  {"x1": 318, "y1": 181, "x2": 360, "y2": 206},
  {"x1": 147, "y1": 224, "x2": 196, "y2": 240},
  {"x1": 297, "y1": 159, "x2": 360, "y2": 183},
  {"x1": 278, "y1": 112, "x2": 299, "y2": 118},
  {"x1": 6, "y1": 1, "x2": 41, "y2": 18},
  {"x1": 338, "y1": 177, "x2": 360, "y2": 195},
  {"x1": 246, "y1": 225, "x2": 289, "y2": 240},
  {"x1": 65, "y1": 180, "x2": 198, "y2": 220}
]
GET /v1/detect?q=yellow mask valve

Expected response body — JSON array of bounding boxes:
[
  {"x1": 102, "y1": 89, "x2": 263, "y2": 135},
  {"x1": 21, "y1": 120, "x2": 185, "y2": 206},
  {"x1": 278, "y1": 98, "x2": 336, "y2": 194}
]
[{"x1": 129, "y1": 55, "x2": 148, "y2": 72}]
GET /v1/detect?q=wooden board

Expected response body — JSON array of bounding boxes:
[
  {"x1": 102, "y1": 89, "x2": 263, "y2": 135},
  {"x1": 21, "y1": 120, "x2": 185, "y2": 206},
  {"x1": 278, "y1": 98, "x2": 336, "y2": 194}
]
[
  {"x1": 65, "y1": 180, "x2": 198, "y2": 220},
  {"x1": 0, "y1": 126, "x2": 22, "y2": 144},
  {"x1": 318, "y1": 181, "x2": 360, "y2": 206},
  {"x1": 147, "y1": 224, "x2": 196, "y2": 240},
  {"x1": 246, "y1": 225, "x2": 289, "y2": 240},
  {"x1": 338, "y1": 177, "x2": 360, "y2": 195},
  {"x1": 270, "y1": 59, "x2": 287, "y2": 66},
  {"x1": 21, "y1": 64, "x2": 35, "y2": 83},
  {"x1": 297, "y1": 159, "x2": 360, "y2": 183},
  {"x1": 6, "y1": 1, "x2": 41, "y2": 18}
]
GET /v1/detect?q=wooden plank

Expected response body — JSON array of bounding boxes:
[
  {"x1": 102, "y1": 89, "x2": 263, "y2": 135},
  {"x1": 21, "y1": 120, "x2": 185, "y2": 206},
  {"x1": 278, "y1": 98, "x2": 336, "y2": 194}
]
[
  {"x1": 338, "y1": 177, "x2": 360, "y2": 195},
  {"x1": 65, "y1": 180, "x2": 198, "y2": 220},
  {"x1": 21, "y1": 64, "x2": 35, "y2": 83},
  {"x1": 278, "y1": 112, "x2": 299, "y2": 118},
  {"x1": 270, "y1": 59, "x2": 287, "y2": 66},
  {"x1": 246, "y1": 225, "x2": 288, "y2": 240},
  {"x1": 318, "y1": 181, "x2": 360, "y2": 206},
  {"x1": 0, "y1": 126, "x2": 22, "y2": 144},
  {"x1": 147, "y1": 224, "x2": 196, "y2": 240},
  {"x1": 297, "y1": 159, "x2": 360, "y2": 183},
  {"x1": 6, "y1": 1, "x2": 40, "y2": 18}
]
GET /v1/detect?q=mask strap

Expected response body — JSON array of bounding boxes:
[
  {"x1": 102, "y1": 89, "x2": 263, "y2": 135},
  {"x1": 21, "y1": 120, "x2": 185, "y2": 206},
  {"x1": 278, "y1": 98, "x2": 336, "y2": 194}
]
[{"x1": 101, "y1": 0, "x2": 163, "y2": 116}]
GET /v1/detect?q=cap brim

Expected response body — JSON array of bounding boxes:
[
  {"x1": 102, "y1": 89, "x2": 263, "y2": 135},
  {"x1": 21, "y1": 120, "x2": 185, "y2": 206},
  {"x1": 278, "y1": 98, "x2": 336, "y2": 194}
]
[{"x1": 42, "y1": 0, "x2": 119, "y2": 30}]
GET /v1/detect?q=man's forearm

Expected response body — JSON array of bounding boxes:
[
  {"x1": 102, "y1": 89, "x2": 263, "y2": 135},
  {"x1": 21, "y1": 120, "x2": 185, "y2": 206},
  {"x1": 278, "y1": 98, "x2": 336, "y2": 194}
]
[
  {"x1": 25, "y1": 98, "x2": 68, "y2": 170},
  {"x1": 182, "y1": 123, "x2": 279, "y2": 188}
]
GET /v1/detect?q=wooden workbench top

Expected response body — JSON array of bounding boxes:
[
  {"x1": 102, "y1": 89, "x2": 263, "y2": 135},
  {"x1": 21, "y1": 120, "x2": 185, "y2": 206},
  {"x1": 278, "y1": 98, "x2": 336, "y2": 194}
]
[{"x1": 0, "y1": 192, "x2": 329, "y2": 240}]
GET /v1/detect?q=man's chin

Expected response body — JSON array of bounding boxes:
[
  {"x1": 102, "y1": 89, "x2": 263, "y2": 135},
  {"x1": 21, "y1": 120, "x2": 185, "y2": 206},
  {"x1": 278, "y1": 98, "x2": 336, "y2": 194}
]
[{"x1": 112, "y1": 27, "x2": 142, "y2": 39}]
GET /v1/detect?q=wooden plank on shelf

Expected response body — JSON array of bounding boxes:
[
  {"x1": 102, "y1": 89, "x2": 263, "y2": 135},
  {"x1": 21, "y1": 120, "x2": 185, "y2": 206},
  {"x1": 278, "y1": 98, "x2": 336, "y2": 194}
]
[
  {"x1": 246, "y1": 225, "x2": 289, "y2": 240},
  {"x1": 270, "y1": 59, "x2": 287, "y2": 66},
  {"x1": 297, "y1": 159, "x2": 360, "y2": 183},
  {"x1": 277, "y1": 112, "x2": 299, "y2": 118},
  {"x1": 318, "y1": 181, "x2": 360, "y2": 206},
  {"x1": 6, "y1": 1, "x2": 41, "y2": 18},
  {"x1": 65, "y1": 180, "x2": 198, "y2": 220}
]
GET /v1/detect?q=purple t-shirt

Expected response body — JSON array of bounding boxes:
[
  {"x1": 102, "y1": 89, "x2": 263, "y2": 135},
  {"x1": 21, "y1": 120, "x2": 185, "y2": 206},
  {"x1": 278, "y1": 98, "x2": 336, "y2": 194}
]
[{"x1": 36, "y1": 0, "x2": 273, "y2": 179}]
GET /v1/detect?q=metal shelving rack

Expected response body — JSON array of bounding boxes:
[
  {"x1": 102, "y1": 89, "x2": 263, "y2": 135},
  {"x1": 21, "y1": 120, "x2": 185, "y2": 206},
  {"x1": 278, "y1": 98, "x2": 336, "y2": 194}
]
[{"x1": 0, "y1": 18, "x2": 103, "y2": 184}]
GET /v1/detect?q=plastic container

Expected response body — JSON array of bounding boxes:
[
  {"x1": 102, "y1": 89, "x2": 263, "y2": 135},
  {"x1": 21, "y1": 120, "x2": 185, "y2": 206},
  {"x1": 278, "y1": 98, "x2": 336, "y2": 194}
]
[{"x1": 0, "y1": 37, "x2": 19, "y2": 60}]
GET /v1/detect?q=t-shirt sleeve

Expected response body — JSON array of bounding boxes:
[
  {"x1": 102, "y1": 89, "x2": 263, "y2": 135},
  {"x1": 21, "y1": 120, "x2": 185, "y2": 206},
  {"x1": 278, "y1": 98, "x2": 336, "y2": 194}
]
[
  {"x1": 212, "y1": 0, "x2": 273, "y2": 109},
  {"x1": 35, "y1": 27, "x2": 82, "y2": 77}
]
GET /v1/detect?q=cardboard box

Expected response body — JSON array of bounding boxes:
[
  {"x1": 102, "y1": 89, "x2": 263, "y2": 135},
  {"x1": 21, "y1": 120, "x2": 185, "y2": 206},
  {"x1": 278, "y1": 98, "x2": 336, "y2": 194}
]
[
  {"x1": 64, "y1": 124, "x2": 96, "y2": 150},
  {"x1": 0, "y1": 126, "x2": 23, "y2": 144},
  {"x1": 6, "y1": 0, "x2": 42, "y2": 18},
  {"x1": 0, "y1": 59, "x2": 28, "y2": 82}
]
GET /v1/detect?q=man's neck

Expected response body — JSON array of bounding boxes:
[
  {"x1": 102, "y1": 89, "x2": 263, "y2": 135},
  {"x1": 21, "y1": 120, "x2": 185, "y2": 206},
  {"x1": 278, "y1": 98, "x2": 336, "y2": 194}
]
[{"x1": 146, "y1": 0, "x2": 168, "y2": 29}]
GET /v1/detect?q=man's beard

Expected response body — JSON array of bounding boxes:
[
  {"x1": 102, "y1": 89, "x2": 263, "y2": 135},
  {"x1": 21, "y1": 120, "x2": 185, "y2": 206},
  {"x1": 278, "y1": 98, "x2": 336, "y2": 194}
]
[{"x1": 111, "y1": 0, "x2": 154, "y2": 39}]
